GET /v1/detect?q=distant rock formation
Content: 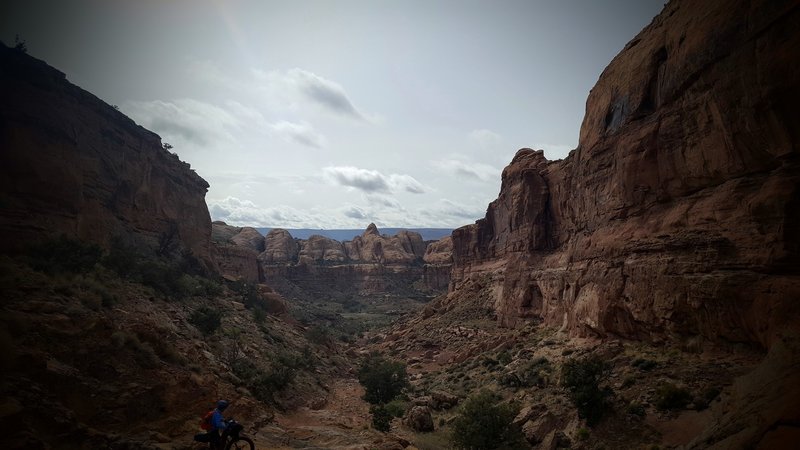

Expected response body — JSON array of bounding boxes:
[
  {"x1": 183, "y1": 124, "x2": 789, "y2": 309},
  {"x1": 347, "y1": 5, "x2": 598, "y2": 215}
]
[
  {"x1": 211, "y1": 222, "x2": 263, "y2": 283},
  {"x1": 258, "y1": 223, "x2": 452, "y2": 301},
  {"x1": 448, "y1": 0, "x2": 800, "y2": 349},
  {"x1": 0, "y1": 43, "x2": 215, "y2": 271}
]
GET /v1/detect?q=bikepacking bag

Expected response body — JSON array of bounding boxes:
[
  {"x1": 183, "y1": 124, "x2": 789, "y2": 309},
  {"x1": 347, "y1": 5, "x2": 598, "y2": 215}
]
[
  {"x1": 200, "y1": 410, "x2": 214, "y2": 430},
  {"x1": 193, "y1": 432, "x2": 212, "y2": 443}
]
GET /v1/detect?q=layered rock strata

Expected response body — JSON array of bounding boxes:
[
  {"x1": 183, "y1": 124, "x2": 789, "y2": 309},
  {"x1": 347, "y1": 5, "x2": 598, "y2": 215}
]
[
  {"x1": 449, "y1": 0, "x2": 800, "y2": 349},
  {"x1": 0, "y1": 44, "x2": 215, "y2": 270},
  {"x1": 210, "y1": 222, "x2": 263, "y2": 283},
  {"x1": 260, "y1": 224, "x2": 452, "y2": 300}
]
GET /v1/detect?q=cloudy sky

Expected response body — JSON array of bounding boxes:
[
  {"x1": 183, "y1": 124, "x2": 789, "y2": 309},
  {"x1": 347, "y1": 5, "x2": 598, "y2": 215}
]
[{"x1": 2, "y1": 0, "x2": 664, "y2": 229}]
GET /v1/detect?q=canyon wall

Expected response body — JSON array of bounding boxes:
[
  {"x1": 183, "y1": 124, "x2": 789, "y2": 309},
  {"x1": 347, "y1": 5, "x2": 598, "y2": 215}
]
[
  {"x1": 258, "y1": 224, "x2": 452, "y2": 301},
  {"x1": 0, "y1": 44, "x2": 216, "y2": 271},
  {"x1": 450, "y1": 0, "x2": 800, "y2": 348}
]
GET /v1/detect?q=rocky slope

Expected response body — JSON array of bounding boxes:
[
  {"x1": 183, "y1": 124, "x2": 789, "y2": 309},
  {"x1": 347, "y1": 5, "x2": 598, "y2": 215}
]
[
  {"x1": 0, "y1": 43, "x2": 216, "y2": 271},
  {"x1": 450, "y1": 0, "x2": 799, "y2": 350}
]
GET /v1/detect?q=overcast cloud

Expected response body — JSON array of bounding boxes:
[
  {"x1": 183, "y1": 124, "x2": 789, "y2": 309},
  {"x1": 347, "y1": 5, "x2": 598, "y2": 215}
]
[{"x1": 3, "y1": 0, "x2": 666, "y2": 229}]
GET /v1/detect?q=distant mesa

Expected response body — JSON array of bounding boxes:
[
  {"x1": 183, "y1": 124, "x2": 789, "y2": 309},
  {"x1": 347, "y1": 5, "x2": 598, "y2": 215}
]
[
  {"x1": 255, "y1": 226, "x2": 453, "y2": 242},
  {"x1": 211, "y1": 221, "x2": 453, "y2": 299}
]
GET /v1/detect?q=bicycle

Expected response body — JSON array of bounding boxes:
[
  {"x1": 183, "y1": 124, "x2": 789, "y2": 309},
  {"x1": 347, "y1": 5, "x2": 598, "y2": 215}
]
[{"x1": 194, "y1": 418, "x2": 255, "y2": 450}]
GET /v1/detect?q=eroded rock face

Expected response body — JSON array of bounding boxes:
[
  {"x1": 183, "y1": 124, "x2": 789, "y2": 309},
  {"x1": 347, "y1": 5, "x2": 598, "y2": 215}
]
[
  {"x1": 210, "y1": 222, "x2": 262, "y2": 282},
  {"x1": 0, "y1": 44, "x2": 215, "y2": 271},
  {"x1": 449, "y1": 0, "x2": 800, "y2": 349},
  {"x1": 261, "y1": 228, "x2": 300, "y2": 264},
  {"x1": 259, "y1": 224, "x2": 453, "y2": 300}
]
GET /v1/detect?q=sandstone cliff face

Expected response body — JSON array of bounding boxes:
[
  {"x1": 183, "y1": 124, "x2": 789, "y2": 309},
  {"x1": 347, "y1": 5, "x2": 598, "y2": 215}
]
[
  {"x1": 210, "y1": 222, "x2": 263, "y2": 283},
  {"x1": 0, "y1": 44, "x2": 216, "y2": 270},
  {"x1": 450, "y1": 0, "x2": 800, "y2": 349},
  {"x1": 260, "y1": 224, "x2": 452, "y2": 300}
]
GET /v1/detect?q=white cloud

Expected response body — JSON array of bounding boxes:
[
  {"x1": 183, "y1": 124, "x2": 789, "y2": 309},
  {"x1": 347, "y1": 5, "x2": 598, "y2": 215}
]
[
  {"x1": 364, "y1": 193, "x2": 403, "y2": 209},
  {"x1": 252, "y1": 68, "x2": 369, "y2": 120},
  {"x1": 423, "y1": 199, "x2": 486, "y2": 222},
  {"x1": 388, "y1": 174, "x2": 425, "y2": 194},
  {"x1": 123, "y1": 98, "x2": 241, "y2": 146},
  {"x1": 343, "y1": 206, "x2": 367, "y2": 220},
  {"x1": 269, "y1": 120, "x2": 326, "y2": 148},
  {"x1": 323, "y1": 166, "x2": 389, "y2": 193},
  {"x1": 286, "y1": 68, "x2": 364, "y2": 119},
  {"x1": 208, "y1": 196, "x2": 349, "y2": 228},
  {"x1": 468, "y1": 128, "x2": 502, "y2": 147},
  {"x1": 322, "y1": 166, "x2": 426, "y2": 194},
  {"x1": 433, "y1": 159, "x2": 501, "y2": 182}
]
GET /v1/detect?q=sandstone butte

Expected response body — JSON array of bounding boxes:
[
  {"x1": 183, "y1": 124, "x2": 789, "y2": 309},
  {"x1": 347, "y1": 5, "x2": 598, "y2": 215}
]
[
  {"x1": 212, "y1": 221, "x2": 453, "y2": 296},
  {"x1": 448, "y1": 0, "x2": 799, "y2": 351}
]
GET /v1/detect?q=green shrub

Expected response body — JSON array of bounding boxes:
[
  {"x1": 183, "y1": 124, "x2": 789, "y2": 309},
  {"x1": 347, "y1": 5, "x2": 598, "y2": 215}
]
[
  {"x1": 562, "y1": 356, "x2": 612, "y2": 426},
  {"x1": 450, "y1": 390, "x2": 527, "y2": 450},
  {"x1": 28, "y1": 236, "x2": 103, "y2": 274},
  {"x1": 631, "y1": 358, "x2": 658, "y2": 371},
  {"x1": 253, "y1": 307, "x2": 266, "y2": 324},
  {"x1": 189, "y1": 306, "x2": 222, "y2": 336},
  {"x1": 232, "y1": 357, "x2": 295, "y2": 405},
  {"x1": 497, "y1": 351, "x2": 512, "y2": 366},
  {"x1": 103, "y1": 237, "x2": 141, "y2": 277},
  {"x1": 358, "y1": 354, "x2": 409, "y2": 405},
  {"x1": 621, "y1": 375, "x2": 636, "y2": 388},
  {"x1": 627, "y1": 401, "x2": 646, "y2": 417},
  {"x1": 111, "y1": 330, "x2": 159, "y2": 368},
  {"x1": 654, "y1": 382, "x2": 692, "y2": 410},
  {"x1": 385, "y1": 398, "x2": 408, "y2": 418},
  {"x1": 370, "y1": 404, "x2": 392, "y2": 432},
  {"x1": 306, "y1": 325, "x2": 331, "y2": 346}
]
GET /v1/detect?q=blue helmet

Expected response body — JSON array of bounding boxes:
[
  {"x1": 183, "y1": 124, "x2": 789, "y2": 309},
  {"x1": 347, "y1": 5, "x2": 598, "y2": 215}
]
[{"x1": 217, "y1": 400, "x2": 229, "y2": 411}]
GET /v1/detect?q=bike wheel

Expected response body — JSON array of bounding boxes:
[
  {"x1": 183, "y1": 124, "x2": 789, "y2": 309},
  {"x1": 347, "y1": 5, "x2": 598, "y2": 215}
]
[{"x1": 226, "y1": 435, "x2": 255, "y2": 450}]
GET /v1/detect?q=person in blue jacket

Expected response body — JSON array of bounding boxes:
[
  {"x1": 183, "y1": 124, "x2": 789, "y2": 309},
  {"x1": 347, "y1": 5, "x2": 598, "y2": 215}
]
[{"x1": 208, "y1": 399, "x2": 229, "y2": 449}]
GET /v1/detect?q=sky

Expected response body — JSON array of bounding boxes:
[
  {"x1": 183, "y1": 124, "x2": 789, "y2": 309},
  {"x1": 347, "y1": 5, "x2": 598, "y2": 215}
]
[{"x1": 2, "y1": 0, "x2": 665, "y2": 230}]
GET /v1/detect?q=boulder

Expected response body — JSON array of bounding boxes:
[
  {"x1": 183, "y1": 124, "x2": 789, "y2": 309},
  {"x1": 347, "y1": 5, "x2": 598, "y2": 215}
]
[{"x1": 404, "y1": 405, "x2": 434, "y2": 432}]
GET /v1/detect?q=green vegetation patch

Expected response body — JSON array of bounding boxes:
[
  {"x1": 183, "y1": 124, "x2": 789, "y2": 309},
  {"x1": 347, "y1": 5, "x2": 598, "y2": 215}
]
[{"x1": 450, "y1": 390, "x2": 527, "y2": 450}]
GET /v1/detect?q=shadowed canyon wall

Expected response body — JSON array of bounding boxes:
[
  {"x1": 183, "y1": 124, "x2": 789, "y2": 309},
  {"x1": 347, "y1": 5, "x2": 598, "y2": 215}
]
[
  {"x1": 450, "y1": 0, "x2": 800, "y2": 348},
  {"x1": 0, "y1": 44, "x2": 216, "y2": 271}
]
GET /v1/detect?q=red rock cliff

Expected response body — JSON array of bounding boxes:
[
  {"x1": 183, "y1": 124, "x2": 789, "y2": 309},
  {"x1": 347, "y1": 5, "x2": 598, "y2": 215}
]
[
  {"x1": 0, "y1": 44, "x2": 216, "y2": 270},
  {"x1": 260, "y1": 224, "x2": 452, "y2": 300},
  {"x1": 450, "y1": 0, "x2": 800, "y2": 348}
]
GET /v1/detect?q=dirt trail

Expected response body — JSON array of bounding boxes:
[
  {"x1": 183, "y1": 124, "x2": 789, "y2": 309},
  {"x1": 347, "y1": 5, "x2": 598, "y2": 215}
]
[{"x1": 251, "y1": 378, "x2": 384, "y2": 449}]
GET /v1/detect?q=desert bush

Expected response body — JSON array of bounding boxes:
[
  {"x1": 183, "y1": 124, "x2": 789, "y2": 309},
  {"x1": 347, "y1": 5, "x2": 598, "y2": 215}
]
[
  {"x1": 103, "y1": 237, "x2": 140, "y2": 277},
  {"x1": 189, "y1": 306, "x2": 222, "y2": 336},
  {"x1": 253, "y1": 307, "x2": 266, "y2": 324},
  {"x1": 27, "y1": 236, "x2": 103, "y2": 274},
  {"x1": 234, "y1": 356, "x2": 296, "y2": 405},
  {"x1": 370, "y1": 404, "x2": 392, "y2": 432},
  {"x1": 450, "y1": 390, "x2": 526, "y2": 450},
  {"x1": 654, "y1": 382, "x2": 692, "y2": 410},
  {"x1": 306, "y1": 325, "x2": 331, "y2": 346},
  {"x1": 497, "y1": 350, "x2": 512, "y2": 366},
  {"x1": 111, "y1": 330, "x2": 159, "y2": 368},
  {"x1": 104, "y1": 237, "x2": 220, "y2": 299},
  {"x1": 385, "y1": 398, "x2": 408, "y2": 418},
  {"x1": 562, "y1": 356, "x2": 613, "y2": 426},
  {"x1": 358, "y1": 354, "x2": 409, "y2": 405},
  {"x1": 627, "y1": 401, "x2": 646, "y2": 417},
  {"x1": 631, "y1": 358, "x2": 658, "y2": 371}
]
